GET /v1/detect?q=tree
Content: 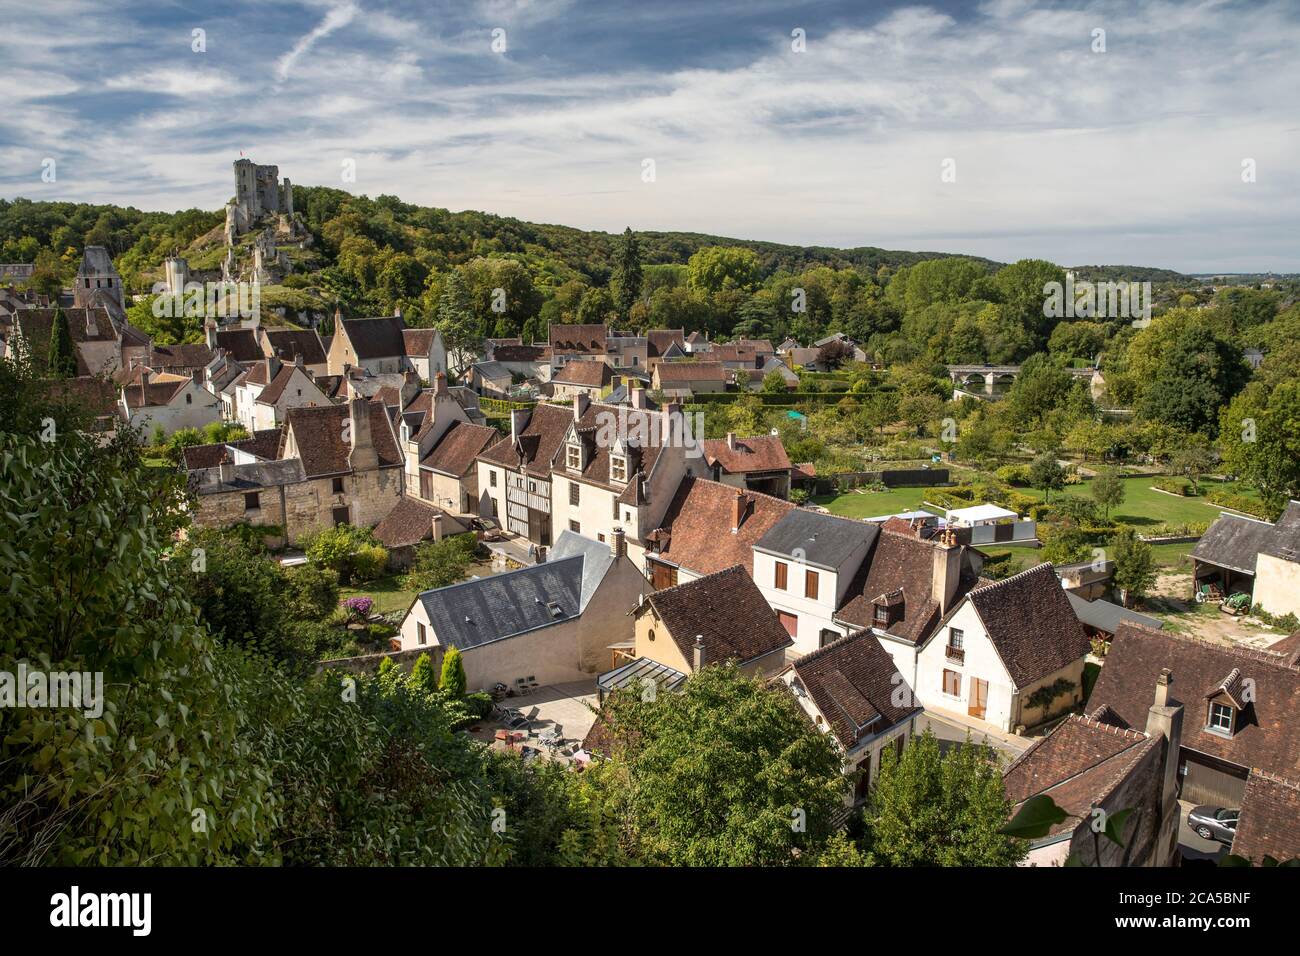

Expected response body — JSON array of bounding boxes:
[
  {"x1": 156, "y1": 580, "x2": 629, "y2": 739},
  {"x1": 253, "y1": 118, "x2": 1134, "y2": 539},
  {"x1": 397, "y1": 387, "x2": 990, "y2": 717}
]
[
  {"x1": 1220, "y1": 379, "x2": 1300, "y2": 518},
  {"x1": 409, "y1": 652, "x2": 439, "y2": 694},
  {"x1": 434, "y1": 269, "x2": 481, "y2": 373},
  {"x1": 863, "y1": 730, "x2": 1026, "y2": 866},
  {"x1": 1110, "y1": 528, "x2": 1156, "y2": 607},
  {"x1": 439, "y1": 646, "x2": 467, "y2": 697},
  {"x1": 401, "y1": 533, "x2": 478, "y2": 592},
  {"x1": 686, "y1": 245, "x2": 761, "y2": 296},
  {"x1": 760, "y1": 367, "x2": 789, "y2": 393},
  {"x1": 596, "y1": 664, "x2": 846, "y2": 865},
  {"x1": 611, "y1": 227, "x2": 643, "y2": 319},
  {"x1": 817, "y1": 338, "x2": 854, "y2": 370},
  {"x1": 46, "y1": 305, "x2": 76, "y2": 377},
  {"x1": 1138, "y1": 318, "x2": 1250, "y2": 438},
  {"x1": 304, "y1": 524, "x2": 388, "y2": 585},
  {"x1": 576, "y1": 286, "x2": 615, "y2": 325},
  {"x1": 1029, "y1": 451, "x2": 1065, "y2": 502},
  {"x1": 1091, "y1": 467, "x2": 1126, "y2": 520}
]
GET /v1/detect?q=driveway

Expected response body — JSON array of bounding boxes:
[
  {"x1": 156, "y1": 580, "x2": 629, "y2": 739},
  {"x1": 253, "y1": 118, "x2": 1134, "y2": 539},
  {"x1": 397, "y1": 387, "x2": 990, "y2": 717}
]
[
  {"x1": 1177, "y1": 800, "x2": 1229, "y2": 864},
  {"x1": 916, "y1": 709, "x2": 1032, "y2": 765}
]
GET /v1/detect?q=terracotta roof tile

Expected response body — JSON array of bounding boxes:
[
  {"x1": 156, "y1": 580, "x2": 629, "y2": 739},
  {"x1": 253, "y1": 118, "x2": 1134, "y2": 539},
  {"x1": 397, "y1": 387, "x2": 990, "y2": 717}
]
[
  {"x1": 702, "y1": 434, "x2": 791, "y2": 475},
  {"x1": 645, "y1": 565, "x2": 792, "y2": 667},
  {"x1": 654, "y1": 361, "x2": 727, "y2": 383},
  {"x1": 422, "y1": 421, "x2": 501, "y2": 477},
  {"x1": 214, "y1": 328, "x2": 262, "y2": 362},
  {"x1": 652, "y1": 476, "x2": 795, "y2": 576},
  {"x1": 285, "y1": 401, "x2": 401, "y2": 477},
  {"x1": 553, "y1": 360, "x2": 611, "y2": 387},
  {"x1": 791, "y1": 629, "x2": 919, "y2": 750},
  {"x1": 1233, "y1": 771, "x2": 1300, "y2": 863}
]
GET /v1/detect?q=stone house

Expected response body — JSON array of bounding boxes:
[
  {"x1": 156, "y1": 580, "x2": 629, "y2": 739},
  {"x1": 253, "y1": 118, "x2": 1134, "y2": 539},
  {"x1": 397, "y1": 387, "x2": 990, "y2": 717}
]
[
  {"x1": 550, "y1": 358, "x2": 612, "y2": 401},
  {"x1": 258, "y1": 327, "x2": 329, "y2": 378},
  {"x1": 780, "y1": 628, "x2": 921, "y2": 804},
  {"x1": 402, "y1": 327, "x2": 447, "y2": 383},
  {"x1": 548, "y1": 323, "x2": 609, "y2": 371},
  {"x1": 371, "y1": 495, "x2": 470, "y2": 570},
  {"x1": 232, "y1": 355, "x2": 331, "y2": 431},
  {"x1": 915, "y1": 563, "x2": 1091, "y2": 733},
  {"x1": 327, "y1": 316, "x2": 408, "y2": 375},
  {"x1": 11, "y1": 306, "x2": 123, "y2": 376},
  {"x1": 118, "y1": 366, "x2": 221, "y2": 438},
  {"x1": 397, "y1": 530, "x2": 648, "y2": 689},
  {"x1": 468, "y1": 360, "x2": 512, "y2": 397},
  {"x1": 651, "y1": 360, "x2": 728, "y2": 396},
  {"x1": 414, "y1": 418, "x2": 501, "y2": 515},
  {"x1": 486, "y1": 342, "x2": 551, "y2": 382},
  {"x1": 701, "y1": 432, "x2": 793, "y2": 498}
]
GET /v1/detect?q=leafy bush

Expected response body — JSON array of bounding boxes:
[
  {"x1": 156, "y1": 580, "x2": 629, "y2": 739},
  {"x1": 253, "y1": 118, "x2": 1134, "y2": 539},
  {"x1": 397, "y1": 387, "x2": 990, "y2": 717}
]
[
  {"x1": 1204, "y1": 489, "x2": 1269, "y2": 518},
  {"x1": 465, "y1": 692, "x2": 494, "y2": 720},
  {"x1": 1153, "y1": 476, "x2": 1195, "y2": 496},
  {"x1": 995, "y1": 464, "x2": 1030, "y2": 486},
  {"x1": 305, "y1": 524, "x2": 386, "y2": 584},
  {"x1": 285, "y1": 565, "x2": 340, "y2": 620},
  {"x1": 401, "y1": 533, "x2": 478, "y2": 592},
  {"x1": 351, "y1": 543, "x2": 390, "y2": 582}
]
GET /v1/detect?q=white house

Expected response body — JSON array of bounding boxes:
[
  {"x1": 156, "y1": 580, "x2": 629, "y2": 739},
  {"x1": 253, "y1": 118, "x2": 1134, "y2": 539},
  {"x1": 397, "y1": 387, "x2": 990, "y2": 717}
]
[
  {"x1": 233, "y1": 356, "x2": 331, "y2": 432},
  {"x1": 403, "y1": 327, "x2": 447, "y2": 383},
  {"x1": 118, "y1": 367, "x2": 221, "y2": 438},
  {"x1": 914, "y1": 563, "x2": 1091, "y2": 733}
]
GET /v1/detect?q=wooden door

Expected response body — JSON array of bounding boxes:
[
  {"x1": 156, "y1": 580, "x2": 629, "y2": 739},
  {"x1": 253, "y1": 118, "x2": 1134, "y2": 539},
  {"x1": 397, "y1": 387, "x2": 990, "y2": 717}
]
[{"x1": 968, "y1": 678, "x2": 988, "y2": 719}]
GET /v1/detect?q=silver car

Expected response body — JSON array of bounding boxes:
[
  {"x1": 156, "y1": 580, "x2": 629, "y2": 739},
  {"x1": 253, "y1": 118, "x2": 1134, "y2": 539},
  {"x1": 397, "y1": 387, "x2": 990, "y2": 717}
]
[{"x1": 1188, "y1": 805, "x2": 1239, "y2": 845}]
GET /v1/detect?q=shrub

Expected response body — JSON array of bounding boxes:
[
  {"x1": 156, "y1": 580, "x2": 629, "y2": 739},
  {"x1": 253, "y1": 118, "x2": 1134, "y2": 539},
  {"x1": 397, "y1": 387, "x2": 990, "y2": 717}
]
[
  {"x1": 440, "y1": 646, "x2": 467, "y2": 697},
  {"x1": 366, "y1": 622, "x2": 397, "y2": 643},
  {"x1": 340, "y1": 596, "x2": 374, "y2": 621},
  {"x1": 306, "y1": 524, "x2": 385, "y2": 584},
  {"x1": 285, "y1": 565, "x2": 339, "y2": 620},
  {"x1": 1204, "y1": 489, "x2": 1270, "y2": 519},
  {"x1": 995, "y1": 464, "x2": 1030, "y2": 486},
  {"x1": 1153, "y1": 476, "x2": 1195, "y2": 496},
  {"x1": 465, "y1": 692, "x2": 494, "y2": 720},
  {"x1": 351, "y1": 543, "x2": 390, "y2": 582}
]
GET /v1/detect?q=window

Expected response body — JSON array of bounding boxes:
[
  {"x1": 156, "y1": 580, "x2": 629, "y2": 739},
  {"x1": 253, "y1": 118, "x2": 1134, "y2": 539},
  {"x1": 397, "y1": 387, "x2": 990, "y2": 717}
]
[
  {"x1": 332, "y1": 476, "x2": 345, "y2": 494},
  {"x1": 490, "y1": 471, "x2": 497, "y2": 487},
  {"x1": 1208, "y1": 702, "x2": 1234, "y2": 734},
  {"x1": 244, "y1": 492, "x2": 260, "y2": 512},
  {"x1": 774, "y1": 561, "x2": 788, "y2": 590},
  {"x1": 648, "y1": 629, "x2": 655, "y2": 642},
  {"x1": 943, "y1": 669, "x2": 961, "y2": 697},
  {"x1": 949, "y1": 627, "x2": 964, "y2": 649},
  {"x1": 569, "y1": 482, "x2": 580, "y2": 506},
  {"x1": 566, "y1": 443, "x2": 581, "y2": 470},
  {"x1": 598, "y1": 533, "x2": 605, "y2": 543},
  {"x1": 417, "y1": 622, "x2": 427, "y2": 646},
  {"x1": 611, "y1": 455, "x2": 627, "y2": 482},
  {"x1": 805, "y1": 569, "x2": 819, "y2": 600},
  {"x1": 818, "y1": 628, "x2": 840, "y2": 648},
  {"x1": 185, "y1": 393, "x2": 192, "y2": 404},
  {"x1": 569, "y1": 520, "x2": 581, "y2": 534}
]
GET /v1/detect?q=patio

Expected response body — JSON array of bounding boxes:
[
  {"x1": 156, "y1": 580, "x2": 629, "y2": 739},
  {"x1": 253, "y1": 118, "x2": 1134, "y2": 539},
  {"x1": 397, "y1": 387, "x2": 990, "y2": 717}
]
[{"x1": 468, "y1": 680, "x2": 601, "y2": 765}]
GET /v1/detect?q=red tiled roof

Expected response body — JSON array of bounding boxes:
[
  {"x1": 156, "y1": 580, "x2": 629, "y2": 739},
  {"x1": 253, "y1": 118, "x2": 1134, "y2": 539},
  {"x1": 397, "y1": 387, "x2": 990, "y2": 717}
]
[
  {"x1": 1233, "y1": 771, "x2": 1300, "y2": 863},
  {"x1": 371, "y1": 496, "x2": 466, "y2": 549},
  {"x1": 644, "y1": 565, "x2": 792, "y2": 668},
  {"x1": 549, "y1": 323, "x2": 607, "y2": 352},
  {"x1": 553, "y1": 360, "x2": 611, "y2": 387},
  {"x1": 214, "y1": 328, "x2": 262, "y2": 362},
  {"x1": 653, "y1": 476, "x2": 794, "y2": 576},
  {"x1": 477, "y1": 402, "x2": 589, "y2": 478},
  {"x1": 285, "y1": 401, "x2": 402, "y2": 477},
  {"x1": 702, "y1": 434, "x2": 791, "y2": 475},
  {"x1": 422, "y1": 421, "x2": 501, "y2": 477},
  {"x1": 646, "y1": 329, "x2": 685, "y2": 358},
  {"x1": 402, "y1": 327, "x2": 437, "y2": 356}
]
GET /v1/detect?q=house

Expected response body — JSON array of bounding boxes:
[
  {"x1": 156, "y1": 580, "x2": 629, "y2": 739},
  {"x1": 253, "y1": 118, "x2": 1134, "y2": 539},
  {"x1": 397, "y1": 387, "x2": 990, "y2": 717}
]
[
  {"x1": 752, "y1": 509, "x2": 878, "y2": 654},
  {"x1": 1066, "y1": 592, "x2": 1163, "y2": 642},
  {"x1": 915, "y1": 563, "x2": 1091, "y2": 733},
  {"x1": 550, "y1": 358, "x2": 611, "y2": 401},
  {"x1": 945, "y1": 503, "x2": 1019, "y2": 528},
  {"x1": 394, "y1": 373, "x2": 477, "y2": 501},
  {"x1": 646, "y1": 329, "x2": 685, "y2": 363},
  {"x1": 211, "y1": 326, "x2": 263, "y2": 363},
  {"x1": 549, "y1": 323, "x2": 608, "y2": 370},
  {"x1": 401, "y1": 327, "x2": 447, "y2": 382},
  {"x1": 606, "y1": 330, "x2": 648, "y2": 370},
  {"x1": 416, "y1": 419, "x2": 500, "y2": 514},
  {"x1": 488, "y1": 342, "x2": 551, "y2": 382},
  {"x1": 476, "y1": 402, "x2": 578, "y2": 546},
  {"x1": 651, "y1": 360, "x2": 728, "y2": 396},
  {"x1": 615, "y1": 564, "x2": 793, "y2": 685},
  {"x1": 11, "y1": 306, "x2": 122, "y2": 376},
  {"x1": 118, "y1": 366, "x2": 221, "y2": 438},
  {"x1": 397, "y1": 529, "x2": 649, "y2": 687},
  {"x1": 259, "y1": 327, "x2": 329, "y2": 378},
  {"x1": 1231, "y1": 771, "x2": 1300, "y2": 864},
  {"x1": 232, "y1": 355, "x2": 331, "y2": 431},
  {"x1": 41, "y1": 375, "x2": 121, "y2": 436},
  {"x1": 186, "y1": 398, "x2": 404, "y2": 545},
  {"x1": 1002, "y1": 678, "x2": 1183, "y2": 867},
  {"x1": 1192, "y1": 502, "x2": 1300, "y2": 619},
  {"x1": 1087, "y1": 622, "x2": 1300, "y2": 808},
  {"x1": 181, "y1": 427, "x2": 282, "y2": 471},
  {"x1": 370, "y1": 495, "x2": 470, "y2": 569},
  {"x1": 701, "y1": 432, "x2": 793, "y2": 498},
  {"x1": 745, "y1": 357, "x2": 799, "y2": 391},
  {"x1": 144, "y1": 343, "x2": 215, "y2": 380},
  {"x1": 780, "y1": 629, "x2": 921, "y2": 803},
  {"x1": 645, "y1": 477, "x2": 795, "y2": 589},
  {"x1": 683, "y1": 330, "x2": 709, "y2": 354},
  {"x1": 327, "y1": 315, "x2": 408, "y2": 375},
  {"x1": 468, "y1": 360, "x2": 512, "y2": 397}
]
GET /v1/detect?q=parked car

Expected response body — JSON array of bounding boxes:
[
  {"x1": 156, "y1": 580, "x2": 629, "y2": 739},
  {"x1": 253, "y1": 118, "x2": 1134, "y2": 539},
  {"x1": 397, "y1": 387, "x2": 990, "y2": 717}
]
[{"x1": 1187, "y1": 805, "x2": 1239, "y2": 845}]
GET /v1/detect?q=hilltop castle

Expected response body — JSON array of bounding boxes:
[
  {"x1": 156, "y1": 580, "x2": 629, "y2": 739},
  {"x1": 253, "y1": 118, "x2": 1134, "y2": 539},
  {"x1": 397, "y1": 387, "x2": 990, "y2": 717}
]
[{"x1": 224, "y1": 158, "x2": 293, "y2": 243}]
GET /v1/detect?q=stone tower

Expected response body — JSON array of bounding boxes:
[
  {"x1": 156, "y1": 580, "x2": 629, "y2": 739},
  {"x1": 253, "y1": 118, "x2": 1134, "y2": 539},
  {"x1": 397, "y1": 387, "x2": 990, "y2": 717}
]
[
  {"x1": 163, "y1": 256, "x2": 189, "y2": 296},
  {"x1": 73, "y1": 245, "x2": 124, "y2": 309}
]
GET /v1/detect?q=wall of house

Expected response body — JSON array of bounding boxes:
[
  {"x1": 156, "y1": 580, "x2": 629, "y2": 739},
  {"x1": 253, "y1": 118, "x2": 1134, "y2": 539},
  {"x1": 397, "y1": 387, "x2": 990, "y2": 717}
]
[
  {"x1": 572, "y1": 554, "x2": 648, "y2": 674},
  {"x1": 754, "y1": 550, "x2": 845, "y2": 656},
  {"x1": 1067, "y1": 737, "x2": 1164, "y2": 866},
  {"x1": 477, "y1": 461, "x2": 507, "y2": 519},
  {"x1": 551, "y1": 473, "x2": 625, "y2": 545},
  {"x1": 1014, "y1": 658, "x2": 1087, "y2": 731},
  {"x1": 1253, "y1": 553, "x2": 1300, "y2": 618},
  {"x1": 125, "y1": 380, "x2": 221, "y2": 438},
  {"x1": 915, "y1": 602, "x2": 1017, "y2": 730},
  {"x1": 551, "y1": 381, "x2": 604, "y2": 403},
  {"x1": 421, "y1": 467, "x2": 472, "y2": 514}
]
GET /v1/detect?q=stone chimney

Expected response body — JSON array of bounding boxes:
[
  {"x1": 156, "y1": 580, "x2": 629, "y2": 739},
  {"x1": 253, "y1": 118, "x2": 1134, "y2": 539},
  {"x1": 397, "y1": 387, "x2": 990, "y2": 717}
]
[
  {"x1": 731, "y1": 490, "x2": 747, "y2": 533},
  {"x1": 434, "y1": 371, "x2": 447, "y2": 396},
  {"x1": 726, "y1": 431, "x2": 737, "y2": 451},
  {"x1": 294, "y1": 352, "x2": 304, "y2": 368},
  {"x1": 510, "y1": 408, "x2": 530, "y2": 448},
  {"x1": 536, "y1": 545, "x2": 547, "y2": 564},
  {"x1": 1145, "y1": 669, "x2": 1184, "y2": 867},
  {"x1": 693, "y1": 634, "x2": 705, "y2": 673},
  {"x1": 85, "y1": 309, "x2": 98, "y2": 337},
  {"x1": 347, "y1": 398, "x2": 378, "y2": 471},
  {"x1": 931, "y1": 531, "x2": 962, "y2": 614},
  {"x1": 574, "y1": 392, "x2": 590, "y2": 421},
  {"x1": 431, "y1": 511, "x2": 444, "y2": 542},
  {"x1": 631, "y1": 384, "x2": 647, "y2": 409},
  {"x1": 218, "y1": 457, "x2": 234, "y2": 484},
  {"x1": 265, "y1": 355, "x2": 281, "y2": 380},
  {"x1": 610, "y1": 527, "x2": 626, "y2": 559}
]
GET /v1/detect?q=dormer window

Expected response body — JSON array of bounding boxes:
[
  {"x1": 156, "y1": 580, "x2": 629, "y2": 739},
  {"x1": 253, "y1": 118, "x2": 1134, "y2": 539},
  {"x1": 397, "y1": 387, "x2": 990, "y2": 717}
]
[
  {"x1": 611, "y1": 454, "x2": 627, "y2": 483},
  {"x1": 874, "y1": 605, "x2": 889, "y2": 625},
  {"x1": 1208, "y1": 702, "x2": 1235, "y2": 735},
  {"x1": 566, "y1": 442, "x2": 581, "y2": 471}
]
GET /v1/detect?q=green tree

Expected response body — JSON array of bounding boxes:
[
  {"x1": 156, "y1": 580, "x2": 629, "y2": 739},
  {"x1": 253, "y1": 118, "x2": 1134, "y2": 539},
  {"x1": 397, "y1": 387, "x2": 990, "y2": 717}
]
[
  {"x1": 1091, "y1": 467, "x2": 1126, "y2": 520},
  {"x1": 863, "y1": 730, "x2": 1026, "y2": 866},
  {"x1": 686, "y1": 246, "x2": 761, "y2": 296},
  {"x1": 760, "y1": 367, "x2": 789, "y2": 393},
  {"x1": 1029, "y1": 451, "x2": 1065, "y2": 502},
  {"x1": 611, "y1": 227, "x2": 643, "y2": 319},
  {"x1": 1138, "y1": 318, "x2": 1249, "y2": 438},
  {"x1": 305, "y1": 524, "x2": 387, "y2": 585},
  {"x1": 434, "y1": 269, "x2": 481, "y2": 373},
  {"x1": 1220, "y1": 379, "x2": 1300, "y2": 518},
  {"x1": 409, "y1": 652, "x2": 439, "y2": 694},
  {"x1": 46, "y1": 305, "x2": 76, "y2": 377},
  {"x1": 439, "y1": 645, "x2": 467, "y2": 697},
  {"x1": 401, "y1": 533, "x2": 477, "y2": 592},
  {"x1": 1110, "y1": 528, "x2": 1156, "y2": 607}
]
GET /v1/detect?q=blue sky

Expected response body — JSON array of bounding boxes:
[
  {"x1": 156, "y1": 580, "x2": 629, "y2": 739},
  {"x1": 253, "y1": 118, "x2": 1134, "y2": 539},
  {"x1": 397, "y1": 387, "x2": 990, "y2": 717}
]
[{"x1": 2, "y1": 0, "x2": 1297, "y2": 272}]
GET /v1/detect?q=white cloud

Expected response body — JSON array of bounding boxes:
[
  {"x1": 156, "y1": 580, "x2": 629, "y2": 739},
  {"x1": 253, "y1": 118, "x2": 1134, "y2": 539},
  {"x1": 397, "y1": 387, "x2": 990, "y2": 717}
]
[{"x1": 276, "y1": 2, "x2": 360, "y2": 83}]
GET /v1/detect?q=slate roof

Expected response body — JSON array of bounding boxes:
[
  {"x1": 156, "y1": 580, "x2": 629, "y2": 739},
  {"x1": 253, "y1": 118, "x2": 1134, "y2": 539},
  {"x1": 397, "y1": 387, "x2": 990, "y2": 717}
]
[
  {"x1": 416, "y1": 541, "x2": 606, "y2": 650},
  {"x1": 262, "y1": 328, "x2": 327, "y2": 366},
  {"x1": 790, "y1": 629, "x2": 919, "y2": 750},
  {"x1": 42, "y1": 375, "x2": 119, "y2": 422},
  {"x1": 835, "y1": 529, "x2": 979, "y2": 644},
  {"x1": 1089, "y1": 624, "x2": 1300, "y2": 778},
  {"x1": 1191, "y1": 502, "x2": 1300, "y2": 574},
  {"x1": 549, "y1": 323, "x2": 607, "y2": 352},
  {"x1": 644, "y1": 565, "x2": 792, "y2": 668},
  {"x1": 553, "y1": 360, "x2": 611, "y2": 387},
  {"x1": 549, "y1": 530, "x2": 615, "y2": 613},
  {"x1": 756, "y1": 509, "x2": 877, "y2": 571},
  {"x1": 341, "y1": 316, "x2": 406, "y2": 360},
  {"x1": 77, "y1": 246, "x2": 117, "y2": 277},
  {"x1": 1067, "y1": 593, "x2": 1164, "y2": 635},
  {"x1": 646, "y1": 329, "x2": 685, "y2": 358},
  {"x1": 556, "y1": 404, "x2": 675, "y2": 504},
  {"x1": 148, "y1": 343, "x2": 213, "y2": 371},
  {"x1": 1232, "y1": 771, "x2": 1300, "y2": 863},
  {"x1": 654, "y1": 361, "x2": 727, "y2": 383},
  {"x1": 1002, "y1": 715, "x2": 1160, "y2": 839},
  {"x1": 214, "y1": 328, "x2": 262, "y2": 362},
  {"x1": 1263, "y1": 501, "x2": 1300, "y2": 562},
  {"x1": 285, "y1": 401, "x2": 401, "y2": 477},
  {"x1": 652, "y1": 476, "x2": 795, "y2": 576},
  {"x1": 959, "y1": 563, "x2": 1091, "y2": 688},
  {"x1": 473, "y1": 360, "x2": 510, "y2": 381},
  {"x1": 421, "y1": 421, "x2": 500, "y2": 477},
  {"x1": 702, "y1": 433, "x2": 792, "y2": 475}
]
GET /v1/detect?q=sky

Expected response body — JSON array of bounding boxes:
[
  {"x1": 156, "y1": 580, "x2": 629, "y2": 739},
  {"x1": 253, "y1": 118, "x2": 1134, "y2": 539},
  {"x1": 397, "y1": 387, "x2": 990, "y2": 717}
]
[{"x1": 1, "y1": 0, "x2": 1297, "y2": 273}]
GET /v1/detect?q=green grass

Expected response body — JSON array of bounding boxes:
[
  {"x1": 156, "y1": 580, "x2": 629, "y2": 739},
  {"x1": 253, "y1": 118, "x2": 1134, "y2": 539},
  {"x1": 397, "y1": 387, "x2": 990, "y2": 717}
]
[
  {"x1": 1021, "y1": 476, "x2": 1258, "y2": 528},
  {"x1": 338, "y1": 575, "x2": 420, "y2": 616},
  {"x1": 813, "y1": 486, "x2": 942, "y2": 518}
]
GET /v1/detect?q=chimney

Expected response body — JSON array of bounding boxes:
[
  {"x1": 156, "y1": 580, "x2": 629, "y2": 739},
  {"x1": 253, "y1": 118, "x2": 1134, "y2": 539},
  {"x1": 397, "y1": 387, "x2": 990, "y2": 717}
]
[
  {"x1": 1144, "y1": 669, "x2": 1184, "y2": 867},
  {"x1": 510, "y1": 408, "x2": 530, "y2": 448},
  {"x1": 536, "y1": 545, "x2": 547, "y2": 564},
  {"x1": 692, "y1": 634, "x2": 705, "y2": 673},
  {"x1": 574, "y1": 392, "x2": 590, "y2": 421},
  {"x1": 631, "y1": 384, "x2": 647, "y2": 409},
  {"x1": 294, "y1": 351, "x2": 304, "y2": 368},
  {"x1": 931, "y1": 531, "x2": 962, "y2": 614},
  {"x1": 347, "y1": 398, "x2": 378, "y2": 471},
  {"x1": 610, "y1": 527, "x2": 626, "y2": 559},
  {"x1": 218, "y1": 457, "x2": 234, "y2": 483},
  {"x1": 434, "y1": 371, "x2": 447, "y2": 396},
  {"x1": 726, "y1": 431, "x2": 737, "y2": 451},
  {"x1": 265, "y1": 355, "x2": 281, "y2": 380},
  {"x1": 431, "y1": 511, "x2": 444, "y2": 542},
  {"x1": 85, "y1": 310, "x2": 98, "y2": 337},
  {"x1": 731, "y1": 490, "x2": 747, "y2": 532}
]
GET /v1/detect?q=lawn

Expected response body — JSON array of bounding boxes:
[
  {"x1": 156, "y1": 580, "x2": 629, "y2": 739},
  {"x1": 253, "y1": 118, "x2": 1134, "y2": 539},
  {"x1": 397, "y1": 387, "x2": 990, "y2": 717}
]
[
  {"x1": 1016, "y1": 476, "x2": 1258, "y2": 529},
  {"x1": 337, "y1": 574, "x2": 421, "y2": 617},
  {"x1": 812, "y1": 486, "x2": 942, "y2": 519}
]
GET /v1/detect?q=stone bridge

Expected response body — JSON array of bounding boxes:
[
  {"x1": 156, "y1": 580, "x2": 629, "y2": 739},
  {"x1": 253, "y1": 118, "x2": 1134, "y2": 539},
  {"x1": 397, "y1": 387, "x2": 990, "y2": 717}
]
[{"x1": 946, "y1": 363, "x2": 1096, "y2": 394}]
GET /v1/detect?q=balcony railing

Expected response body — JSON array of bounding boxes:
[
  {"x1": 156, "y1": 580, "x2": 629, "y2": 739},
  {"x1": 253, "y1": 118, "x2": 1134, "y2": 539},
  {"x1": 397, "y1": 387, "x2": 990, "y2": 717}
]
[{"x1": 945, "y1": 645, "x2": 965, "y2": 664}]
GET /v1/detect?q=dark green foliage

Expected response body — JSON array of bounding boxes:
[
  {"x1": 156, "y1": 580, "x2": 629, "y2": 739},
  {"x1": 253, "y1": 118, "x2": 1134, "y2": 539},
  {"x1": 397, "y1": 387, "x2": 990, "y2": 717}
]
[
  {"x1": 439, "y1": 646, "x2": 467, "y2": 697},
  {"x1": 46, "y1": 305, "x2": 76, "y2": 377}
]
